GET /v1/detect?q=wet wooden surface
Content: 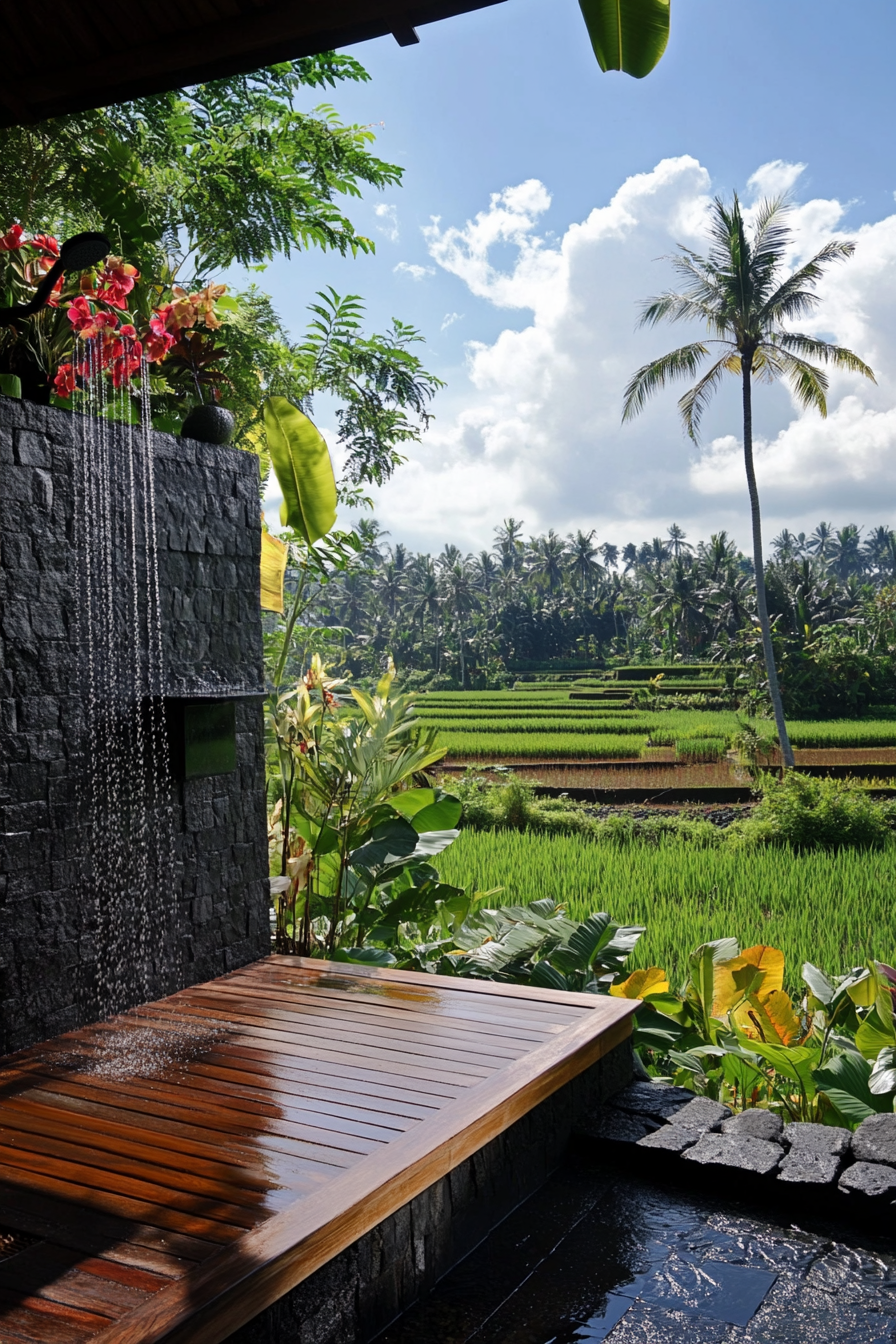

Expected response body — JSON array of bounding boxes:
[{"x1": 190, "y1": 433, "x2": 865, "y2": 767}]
[{"x1": 0, "y1": 956, "x2": 635, "y2": 1343}]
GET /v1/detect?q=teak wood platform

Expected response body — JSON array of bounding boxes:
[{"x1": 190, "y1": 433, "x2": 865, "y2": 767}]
[{"x1": 0, "y1": 956, "x2": 636, "y2": 1343}]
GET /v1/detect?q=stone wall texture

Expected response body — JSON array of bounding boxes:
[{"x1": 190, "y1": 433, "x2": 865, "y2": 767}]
[
  {"x1": 0, "y1": 396, "x2": 270, "y2": 1055},
  {"x1": 228, "y1": 1041, "x2": 633, "y2": 1344}
]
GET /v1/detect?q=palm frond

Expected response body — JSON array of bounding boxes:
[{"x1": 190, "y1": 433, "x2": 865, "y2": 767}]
[
  {"x1": 772, "y1": 348, "x2": 830, "y2": 416},
  {"x1": 621, "y1": 343, "x2": 709, "y2": 423},
  {"x1": 774, "y1": 332, "x2": 876, "y2": 382},
  {"x1": 677, "y1": 350, "x2": 739, "y2": 441},
  {"x1": 759, "y1": 240, "x2": 857, "y2": 324},
  {"x1": 638, "y1": 291, "x2": 726, "y2": 331}
]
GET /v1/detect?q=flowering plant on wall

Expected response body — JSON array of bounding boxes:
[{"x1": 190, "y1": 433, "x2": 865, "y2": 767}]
[{"x1": 0, "y1": 222, "x2": 232, "y2": 420}]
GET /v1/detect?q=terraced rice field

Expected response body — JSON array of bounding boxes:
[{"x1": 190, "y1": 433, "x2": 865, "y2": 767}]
[
  {"x1": 436, "y1": 829, "x2": 896, "y2": 985},
  {"x1": 415, "y1": 690, "x2": 896, "y2": 764}
]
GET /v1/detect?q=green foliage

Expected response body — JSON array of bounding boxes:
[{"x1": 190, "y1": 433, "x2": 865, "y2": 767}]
[
  {"x1": 743, "y1": 772, "x2": 893, "y2": 851},
  {"x1": 0, "y1": 56, "x2": 398, "y2": 275},
  {"x1": 267, "y1": 655, "x2": 463, "y2": 960}
]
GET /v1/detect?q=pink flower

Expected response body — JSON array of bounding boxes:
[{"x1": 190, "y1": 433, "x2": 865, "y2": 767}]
[
  {"x1": 67, "y1": 295, "x2": 119, "y2": 339},
  {"x1": 95, "y1": 257, "x2": 139, "y2": 310},
  {"x1": 0, "y1": 224, "x2": 24, "y2": 252}
]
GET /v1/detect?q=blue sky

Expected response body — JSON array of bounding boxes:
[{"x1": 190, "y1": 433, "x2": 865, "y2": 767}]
[{"x1": 252, "y1": 0, "x2": 896, "y2": 555}]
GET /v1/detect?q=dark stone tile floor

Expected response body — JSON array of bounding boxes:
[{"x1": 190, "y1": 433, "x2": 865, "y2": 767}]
[{"x1": 379, "y1": 1154, "x2": 896, "y2": 1344}]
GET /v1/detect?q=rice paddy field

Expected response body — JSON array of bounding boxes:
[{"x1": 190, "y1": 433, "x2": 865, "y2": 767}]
[
  {"x1": 436, "y1": 829, "x2": 896, "y2": 987},
  {"x1": 414, "y1": 690, "x2": 896, "y2": 763}
]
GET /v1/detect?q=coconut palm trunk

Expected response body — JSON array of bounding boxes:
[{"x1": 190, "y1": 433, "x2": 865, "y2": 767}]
[{"x1": 741, "y1": 355, "x2": 794, "y2": 767}]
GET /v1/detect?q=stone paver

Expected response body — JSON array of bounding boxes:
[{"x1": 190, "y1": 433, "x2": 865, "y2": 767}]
[
  {"x1": 722, "y1": 1110, "x2": 784, "y2": 1143},
  {"x1": 839, "y1": 1161, "x2": 896, "y2": 1200},
  {"x1": 682, "y1": 1133, "x2": 783, "y2": 1176},
  {"x1": 668, "y1": 1097, "x2": 732, "y2": 1130},
  {"x1": 852, "y1": 1114, "x2": 896, "y2": 1166}
]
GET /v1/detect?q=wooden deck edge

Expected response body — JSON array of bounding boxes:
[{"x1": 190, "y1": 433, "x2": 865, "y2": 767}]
[{"x1": 92, "y1": 997, "x2": 636, "y2": 1344}]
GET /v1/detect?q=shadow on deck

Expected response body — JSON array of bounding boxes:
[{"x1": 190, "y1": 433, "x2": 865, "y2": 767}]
[{"x1": 0, "y1": 956, "x2": 635, "y2": 1343}]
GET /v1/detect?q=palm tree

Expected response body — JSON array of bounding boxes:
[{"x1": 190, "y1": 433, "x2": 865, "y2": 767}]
[
  {"x1": 528, "y1": 530, "x2": 567, "y2": 594},
  {"x1": 440, "y1": 556, "x2": 479, "y2": 687},
  {"x1": 600, "y1": 541, "x2": 619, "y2": 570},
  {"x1": 622, "y1": 193, "x2": 875, "y2": 768},
  {"x1": 667, "y1": 523, "x2": 692, "y2": 558},
  {"x1": 808, "y1": 522, "x2": 834, "y2": 560},
  {"x1": 567, "y1": 529, "x2": 602, "y2": 593}
]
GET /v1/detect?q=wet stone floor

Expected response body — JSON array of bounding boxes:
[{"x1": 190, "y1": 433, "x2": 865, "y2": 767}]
[{"x1": 381, "y1": 1155, "x2": 896, "y2": 1344}]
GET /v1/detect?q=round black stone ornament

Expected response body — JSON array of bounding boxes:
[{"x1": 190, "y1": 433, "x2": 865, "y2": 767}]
[{"x1": 181, "y1": 404, "x2": 235, "y2": 445}]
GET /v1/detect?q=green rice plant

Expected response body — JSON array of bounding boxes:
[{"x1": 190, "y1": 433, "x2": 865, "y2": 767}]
[
  {"x1": 435, "y1": 829, "x2": 896, "y2": 987},
  {"x1": 438, "y1": 731, "x2": 644, "y2": 759},
  {"x1": 787, "y1": 720, "x2": 896, "y2": 749},
  {"x1": 423, "y1": 717, "x2": 651, "y2": 736},
  {"x1": 674, "y1": 737, "x2": 728, "y2": 763}
]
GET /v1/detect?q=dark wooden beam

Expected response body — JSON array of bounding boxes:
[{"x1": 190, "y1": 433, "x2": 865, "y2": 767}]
[{"x1": 0, "y1": 0, "x2": 506, "y2": 128}]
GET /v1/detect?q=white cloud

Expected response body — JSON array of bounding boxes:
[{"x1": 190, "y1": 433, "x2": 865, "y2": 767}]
[
  {"x1": 747, "y1": 159, "x2": 807, "y2": 200},
  {"x1": 374, "y1": 203, "x2": 399, "y2": 242},
  {"x1": 393, "y1": 261, "x2": 435, "y2": 281},
  {"x1": 368, "y1": 156, "x2": 896, "y2": 554},
  {"x1": 441, "y1": 311, "x2": 463, "y2": 331}
]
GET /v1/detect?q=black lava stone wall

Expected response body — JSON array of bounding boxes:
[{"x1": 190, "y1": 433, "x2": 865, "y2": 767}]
[{"x1": 0, "y1": 396, "x2": 270, "y2": 1055}]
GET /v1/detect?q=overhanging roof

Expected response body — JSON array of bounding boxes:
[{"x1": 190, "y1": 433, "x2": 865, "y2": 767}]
[{"x1": 0, "y1": 0, "x2": 505, "y2": 128}]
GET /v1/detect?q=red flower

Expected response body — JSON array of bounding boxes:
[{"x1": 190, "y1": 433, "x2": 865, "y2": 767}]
[
  {"x1": 53, "y1": 363, "x2": 76, "y2": 399},
  {"x1": 31, "y1": 233, "x2": 60, "y2": 258},
  {"x1": 144, "y1": 308, "x2": 177, "y2": 362},
  {"x1": 109, "y1": 325, "x2": 143, "y2": 388},
  {"x1": 0, "y1": 224, "x2": 24, "y2": 252},
  {"x1": 45, "y1": 273, "x2": 65, "y2": 309},
  {"x1": 95, "y1": 257, "x2": 139, "y2": 310},
  {"x1": 67, "y1": 295, "x2": 119, "y2": 339}
]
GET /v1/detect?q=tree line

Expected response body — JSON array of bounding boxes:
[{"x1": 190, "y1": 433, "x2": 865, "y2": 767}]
[{"x1": 300, "y1": 517, "x2": 896, "y2": 717}]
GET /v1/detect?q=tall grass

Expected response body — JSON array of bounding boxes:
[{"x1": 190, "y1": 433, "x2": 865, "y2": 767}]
[{"x1": 436, "y1": 829, "x2": 896, "y2": 986}]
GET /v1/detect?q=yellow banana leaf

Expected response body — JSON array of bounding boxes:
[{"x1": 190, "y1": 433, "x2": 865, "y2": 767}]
[
  {"x1": 733, "y1": 989, "x2": 802, "y2": 1046},
  {"x1": 260, "y1": 530, "x2": 288, "y2": 613},
  {"x1": 610, "y1": 966, "x2": 669, "y2": 999}
]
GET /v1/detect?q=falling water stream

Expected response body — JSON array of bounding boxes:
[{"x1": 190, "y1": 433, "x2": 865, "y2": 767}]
[{"x1": 73, "y1": 344, "x2": 178, "y2": 1026}]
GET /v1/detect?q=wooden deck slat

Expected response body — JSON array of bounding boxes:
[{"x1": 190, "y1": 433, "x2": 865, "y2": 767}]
[
  {"x1": 0, "y1": 1096, "x2": 332, "y2": 1192},
  {"x1": 0, "y1": 955, "x2": 636, "y2": 1344},
  {"x1": 188, "y1": 977, "x2": 568, "y2": 1041},
  {"x1": 169, "y1": 987, "x2": 543, "y2": 1058},
  {"x1": 0, "y1": 1243, "x2": 157, "y2": 1315},
  {"x1": 118, "y1": 1001, "x2": 518, "y2": 1073},
  {"x1": 0, "y1": 1182, "x2": 213, "y2": 1270}
]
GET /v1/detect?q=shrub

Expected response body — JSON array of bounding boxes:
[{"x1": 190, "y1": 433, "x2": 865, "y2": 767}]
[{"x1": 743, "y1": 772, "x2": 892, "y2": 850}]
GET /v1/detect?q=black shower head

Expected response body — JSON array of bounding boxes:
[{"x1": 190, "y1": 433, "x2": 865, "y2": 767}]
[
  {"x1": 59, "y1": 232, "x2": 110, "y2": 271},
  {"x1": 0, "y1": 231, "x2": 112, "y2": 324}
]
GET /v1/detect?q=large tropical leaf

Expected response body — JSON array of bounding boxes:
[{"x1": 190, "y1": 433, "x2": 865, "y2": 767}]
[
  {"x1": 260, "y1": 531, "x2": 288, "y2": 613},
  {"x1": 264, "y1": 396, "x2": 337, "y2": 545},
  {"x1": 579, "y1": 0, "x2": 670, "y2": 79}
]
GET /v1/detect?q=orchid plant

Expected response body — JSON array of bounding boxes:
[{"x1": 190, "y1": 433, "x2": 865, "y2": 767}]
[{"x1": 0, "y1": 221, "x2": 231, "y2": 417}]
